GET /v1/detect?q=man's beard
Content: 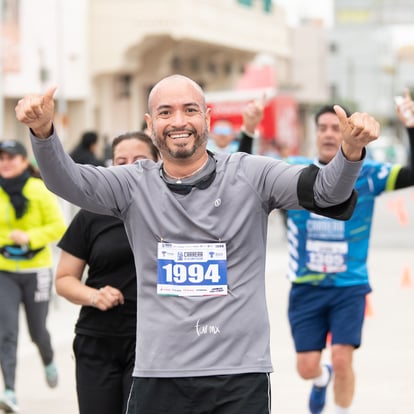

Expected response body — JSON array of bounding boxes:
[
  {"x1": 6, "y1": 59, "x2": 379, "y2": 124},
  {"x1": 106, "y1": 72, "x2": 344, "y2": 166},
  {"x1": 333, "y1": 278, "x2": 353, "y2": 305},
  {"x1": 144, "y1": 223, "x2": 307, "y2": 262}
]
[{"x1": 153, "y1": 126, "x2": 209, "y2": 159}]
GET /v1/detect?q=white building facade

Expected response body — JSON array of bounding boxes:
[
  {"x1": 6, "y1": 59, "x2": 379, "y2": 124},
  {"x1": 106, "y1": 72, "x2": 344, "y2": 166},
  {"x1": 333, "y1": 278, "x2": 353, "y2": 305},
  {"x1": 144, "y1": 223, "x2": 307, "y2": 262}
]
[
  {"x1": 1, "y1": 0, "x2": 330, "y2": 155},
  {"x1": 5, "y1": 1, "x2": 414, "y2": 166}
]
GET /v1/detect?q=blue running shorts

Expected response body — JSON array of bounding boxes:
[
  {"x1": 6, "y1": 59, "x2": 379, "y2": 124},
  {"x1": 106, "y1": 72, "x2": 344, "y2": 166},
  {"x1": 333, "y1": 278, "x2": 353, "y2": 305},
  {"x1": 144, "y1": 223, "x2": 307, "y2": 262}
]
[{"x1": 288, "y1": 283, "x2": 371, "y2": 352}]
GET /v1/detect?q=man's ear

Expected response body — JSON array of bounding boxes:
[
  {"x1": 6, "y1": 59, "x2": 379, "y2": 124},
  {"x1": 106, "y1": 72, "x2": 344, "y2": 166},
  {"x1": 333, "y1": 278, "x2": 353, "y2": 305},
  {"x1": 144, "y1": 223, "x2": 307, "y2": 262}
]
[
  {"x1": 144, "y1": 113, "x2": 152, "y2": 135},
  {"x1": 205, "y1": 107, "x2": 211, "y2": 132}
]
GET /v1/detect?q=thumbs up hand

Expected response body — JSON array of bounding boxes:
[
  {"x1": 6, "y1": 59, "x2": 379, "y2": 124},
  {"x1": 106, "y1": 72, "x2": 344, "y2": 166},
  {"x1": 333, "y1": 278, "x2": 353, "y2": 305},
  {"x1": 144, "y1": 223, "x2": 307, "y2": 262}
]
[
  {"x1": 242, "y1": 94, "x2": 265, "y2": 135},
  {"x1": 395, "y1": 88, "x2": 414, "y2": 128},
  {"x1": 334, "y1": 105, "x2": 380, "y2": 161},
  {"x1": 15, "y1": 86, "x2": 57, "y2": 138}
]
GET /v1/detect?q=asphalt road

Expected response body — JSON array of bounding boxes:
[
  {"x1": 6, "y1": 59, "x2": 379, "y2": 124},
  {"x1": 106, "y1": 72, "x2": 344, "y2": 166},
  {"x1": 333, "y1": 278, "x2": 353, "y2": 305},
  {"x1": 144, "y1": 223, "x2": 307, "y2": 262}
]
[{"x1": 10, "y1": 188, "x2": 414, "y2": 413}]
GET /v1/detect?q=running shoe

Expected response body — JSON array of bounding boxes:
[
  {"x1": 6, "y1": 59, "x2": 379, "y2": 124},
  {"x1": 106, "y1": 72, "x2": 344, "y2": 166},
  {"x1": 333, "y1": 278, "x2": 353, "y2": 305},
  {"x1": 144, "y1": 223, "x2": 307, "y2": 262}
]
[
  {"x1": 0, "y1": 389, "x2": 19, "y2": 413},
  {"x1": 309, "y1": 364, "x2": 333, "y2": 414},
  {"x1": 45, "y1": 362, "x2": 58, "y2": 388}
]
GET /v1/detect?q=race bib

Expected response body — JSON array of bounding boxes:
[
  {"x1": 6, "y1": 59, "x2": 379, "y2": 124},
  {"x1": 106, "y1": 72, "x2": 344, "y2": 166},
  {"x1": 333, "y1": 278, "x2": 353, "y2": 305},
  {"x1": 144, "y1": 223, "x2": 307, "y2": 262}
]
[
  {"x1": 306, "y1": 239, "x2": 348, "y2": 273},
  {"x1": 157, "y1": 242, "x2": 227, "y2": 296}
]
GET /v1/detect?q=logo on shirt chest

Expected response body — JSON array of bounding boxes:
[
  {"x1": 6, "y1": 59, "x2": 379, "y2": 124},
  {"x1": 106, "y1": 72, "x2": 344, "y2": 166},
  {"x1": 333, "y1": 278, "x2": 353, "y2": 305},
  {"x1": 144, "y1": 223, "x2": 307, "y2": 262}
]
[{"x1": 195, "y1": 319, "x2": 221, "y2": 336}]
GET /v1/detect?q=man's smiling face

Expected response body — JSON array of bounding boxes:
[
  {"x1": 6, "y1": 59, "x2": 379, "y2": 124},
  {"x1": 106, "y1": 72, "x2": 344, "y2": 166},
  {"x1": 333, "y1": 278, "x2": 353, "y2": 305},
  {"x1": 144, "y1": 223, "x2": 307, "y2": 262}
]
[{"x1": 146, "y1": 76, "x2": 210, "y2": 161}]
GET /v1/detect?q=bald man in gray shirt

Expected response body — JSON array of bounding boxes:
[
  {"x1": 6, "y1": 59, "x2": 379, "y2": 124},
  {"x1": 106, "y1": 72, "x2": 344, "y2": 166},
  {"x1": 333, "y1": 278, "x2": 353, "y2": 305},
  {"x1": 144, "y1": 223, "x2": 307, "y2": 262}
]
[{"x1": 16, "y1": 74, "x2": 380, "y2": 414}]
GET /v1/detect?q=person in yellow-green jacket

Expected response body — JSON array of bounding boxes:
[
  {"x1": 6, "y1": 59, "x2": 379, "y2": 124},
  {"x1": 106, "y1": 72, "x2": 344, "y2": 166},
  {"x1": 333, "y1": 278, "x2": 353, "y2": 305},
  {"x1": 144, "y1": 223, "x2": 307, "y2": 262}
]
[{"x1": 0, "y1": 140, "x2": 66, "y2": 413}]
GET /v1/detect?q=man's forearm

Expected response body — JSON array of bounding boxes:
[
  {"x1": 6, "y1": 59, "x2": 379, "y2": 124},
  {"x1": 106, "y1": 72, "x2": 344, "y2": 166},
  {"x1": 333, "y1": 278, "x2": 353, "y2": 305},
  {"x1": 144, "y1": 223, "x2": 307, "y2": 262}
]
[{"x1": 314, "y1": 147, "x2": 364, "y2": 207}]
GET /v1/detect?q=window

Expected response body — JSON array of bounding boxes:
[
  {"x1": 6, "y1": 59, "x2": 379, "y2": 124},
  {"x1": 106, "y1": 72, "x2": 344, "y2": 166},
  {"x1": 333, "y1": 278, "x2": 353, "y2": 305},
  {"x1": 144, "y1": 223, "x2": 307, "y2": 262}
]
[{"x1": 237, "y1": 0, "x2": 272, "y2": 13}]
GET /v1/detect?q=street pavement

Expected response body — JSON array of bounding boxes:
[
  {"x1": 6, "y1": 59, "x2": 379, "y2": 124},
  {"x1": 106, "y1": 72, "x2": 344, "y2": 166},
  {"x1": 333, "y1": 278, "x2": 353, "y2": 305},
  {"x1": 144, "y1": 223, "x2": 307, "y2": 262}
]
[{"x1": 9, "y1": 189, "x2": 414, "y2": 413}]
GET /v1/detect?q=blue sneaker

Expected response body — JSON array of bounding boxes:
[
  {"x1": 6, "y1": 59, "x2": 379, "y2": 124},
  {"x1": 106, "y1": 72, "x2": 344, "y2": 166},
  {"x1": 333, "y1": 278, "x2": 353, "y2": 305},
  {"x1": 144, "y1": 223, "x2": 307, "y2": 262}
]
[
  {"x1": 45, "y1": 362, "x2": 58, "y2": 388},
  {"x1": 309, "y1": 364, "x2": 333, "y2": 414},
  {"x1": 0, "y1": 389, "x2": 19, "y2": 413}
]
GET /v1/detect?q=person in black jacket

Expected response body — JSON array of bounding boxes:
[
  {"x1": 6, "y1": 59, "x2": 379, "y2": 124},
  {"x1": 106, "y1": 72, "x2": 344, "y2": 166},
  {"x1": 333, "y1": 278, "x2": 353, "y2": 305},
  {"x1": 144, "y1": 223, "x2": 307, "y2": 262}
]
[
  {"x1": 69, "y1": 131, "x2": 105, "y2": 166},
  {"x1": 56, "y1": 131, "x2": 159, "y2": 414}
]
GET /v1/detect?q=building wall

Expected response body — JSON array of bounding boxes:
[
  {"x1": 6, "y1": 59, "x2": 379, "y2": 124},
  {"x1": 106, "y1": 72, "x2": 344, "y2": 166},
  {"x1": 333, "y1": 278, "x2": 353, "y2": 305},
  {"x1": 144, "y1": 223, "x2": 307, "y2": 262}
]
[
  {"x1": 1, "y1": 0, "x2": 332, "y2": 156},
  {"x1": 287, "y1": 21, "x2": 330, "y2": 156},
  {"x1": 290, "y1": 22, "x2": 330, "y2": 105},
  {"x1": 87, "y1": 0, "x2": 294, "y2": 140},
  {"x1": 88, "y1": 0, "x2": 290, "y2": 74},
  {"x1": 2, "y1": 0, "x2": 294, "y2": 148},
  {"x1": 329, "y1": 0, "x2": 414, "y2": 127},
  {"x1": 2, "y1": 0, "x2": 88, "y2": 151}
]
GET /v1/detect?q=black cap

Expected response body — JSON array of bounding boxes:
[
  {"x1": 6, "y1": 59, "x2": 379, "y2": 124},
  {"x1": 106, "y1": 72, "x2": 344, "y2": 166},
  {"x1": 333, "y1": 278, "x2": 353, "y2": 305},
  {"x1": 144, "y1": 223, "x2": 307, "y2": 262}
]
[{"x1": 0, "y1": 140, "x2": 28, "y2": 157}]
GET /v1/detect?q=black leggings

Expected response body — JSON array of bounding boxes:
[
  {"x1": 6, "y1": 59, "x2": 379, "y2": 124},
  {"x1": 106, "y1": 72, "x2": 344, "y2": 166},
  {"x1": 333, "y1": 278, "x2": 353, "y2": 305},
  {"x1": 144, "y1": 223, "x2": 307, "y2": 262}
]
[
  {"x1": 0, "y1": 270, "x2": 53, "y2": 390},
  {"x1": 73, "y1": 334, "x2": 135, "y2": 414},
  {"x1": 126, "y1": 372, "x2": 271, "y2": 414}
]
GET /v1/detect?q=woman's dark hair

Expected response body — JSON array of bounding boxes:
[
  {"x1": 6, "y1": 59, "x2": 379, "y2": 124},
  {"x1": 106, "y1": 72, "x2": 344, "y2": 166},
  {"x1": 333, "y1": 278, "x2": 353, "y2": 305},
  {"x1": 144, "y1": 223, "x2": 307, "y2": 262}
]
[
  {"x1": 80, "y1": 131, "x2": 98, "y2": 149},
  {"x1": 28, "y1": 163, "x2": 41, "y2": 178},
  {"x1": 111, "y1": 131, "x2": 160, "y2": 161}
]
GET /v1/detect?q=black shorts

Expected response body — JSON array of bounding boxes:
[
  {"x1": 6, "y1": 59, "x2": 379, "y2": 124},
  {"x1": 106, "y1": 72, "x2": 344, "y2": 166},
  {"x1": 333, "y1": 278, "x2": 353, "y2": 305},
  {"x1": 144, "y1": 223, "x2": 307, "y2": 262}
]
[{"x1": 126, "y1": 373, "x2": 271, "y2": 414}]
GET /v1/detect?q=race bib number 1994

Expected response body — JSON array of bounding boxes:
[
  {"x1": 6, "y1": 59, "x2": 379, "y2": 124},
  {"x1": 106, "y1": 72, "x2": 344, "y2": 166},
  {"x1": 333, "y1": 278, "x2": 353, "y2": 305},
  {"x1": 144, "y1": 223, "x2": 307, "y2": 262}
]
[{"x1": 157, "y1": 242, "x2": 227, "y2": 297}]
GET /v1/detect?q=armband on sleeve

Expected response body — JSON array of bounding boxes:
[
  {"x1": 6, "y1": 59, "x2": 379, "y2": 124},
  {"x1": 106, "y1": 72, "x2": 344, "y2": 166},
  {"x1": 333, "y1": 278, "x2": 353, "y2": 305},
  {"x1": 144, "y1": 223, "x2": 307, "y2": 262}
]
[{"x1": 297, "y1": 164, "x2": 358, "y2": 220}]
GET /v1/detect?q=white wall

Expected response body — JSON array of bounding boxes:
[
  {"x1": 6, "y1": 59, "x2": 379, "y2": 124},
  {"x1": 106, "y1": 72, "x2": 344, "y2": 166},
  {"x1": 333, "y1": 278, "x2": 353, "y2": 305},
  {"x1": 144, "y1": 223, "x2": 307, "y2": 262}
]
[{"x1": 4, "y1": 0, "x2": 88, "y2": 99}]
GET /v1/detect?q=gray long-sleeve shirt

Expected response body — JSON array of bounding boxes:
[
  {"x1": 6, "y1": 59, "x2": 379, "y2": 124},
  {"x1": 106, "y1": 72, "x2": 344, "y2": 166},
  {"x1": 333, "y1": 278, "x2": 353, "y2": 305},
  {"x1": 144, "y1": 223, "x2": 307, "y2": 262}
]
[{"x1": 31, "y1": 131, "x2": 362, "y2": 377}]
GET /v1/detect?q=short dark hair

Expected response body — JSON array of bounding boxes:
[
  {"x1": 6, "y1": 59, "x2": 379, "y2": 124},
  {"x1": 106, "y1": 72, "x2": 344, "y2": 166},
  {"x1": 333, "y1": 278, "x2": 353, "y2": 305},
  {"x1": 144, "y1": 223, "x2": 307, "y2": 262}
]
[
  {"x1": 112, "y1": 131, "x2": 160, "y2": 162},
  {"x1": 80, "y1": 131, "x2": 98, "y2": 149},
  {"x1": 315, "y1": 105, "x2": 351, "y2": 124}
]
